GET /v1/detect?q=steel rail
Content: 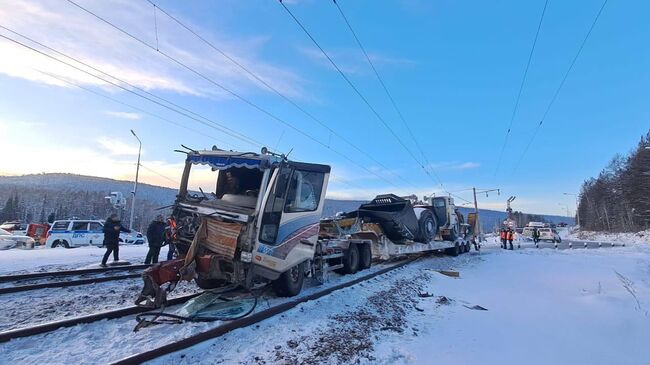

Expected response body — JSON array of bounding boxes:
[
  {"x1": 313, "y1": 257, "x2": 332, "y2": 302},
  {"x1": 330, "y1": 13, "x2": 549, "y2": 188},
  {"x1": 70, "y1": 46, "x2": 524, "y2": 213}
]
[
  {"x1": 0, "y1": 273, "x2": 144, "y2": 295},
  {"x1": 0, "y1": 264, "x2": 151, "y2": 283},
  {"x1": 0, "y1": 293, "x2": 201, "y2": 343},
  {"x1": 109, "y1": 257, "x2": 418, "y2": 365}
]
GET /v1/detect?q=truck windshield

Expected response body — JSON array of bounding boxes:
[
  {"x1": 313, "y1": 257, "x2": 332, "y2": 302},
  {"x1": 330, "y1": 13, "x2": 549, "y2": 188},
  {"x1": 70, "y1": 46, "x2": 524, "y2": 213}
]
[{"x1": 185, "y1": 164, "x2": 264, "y2": 210}]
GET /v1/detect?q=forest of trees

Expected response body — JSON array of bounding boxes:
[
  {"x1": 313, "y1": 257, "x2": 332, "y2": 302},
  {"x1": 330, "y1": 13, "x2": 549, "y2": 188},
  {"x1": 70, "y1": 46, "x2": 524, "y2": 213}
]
[
  {"x1": 578, "y1": 130, "x2": 650, "y2": 232},
  {"x1": 0, "y1": 188, "x2": 168, "y2": 233}
]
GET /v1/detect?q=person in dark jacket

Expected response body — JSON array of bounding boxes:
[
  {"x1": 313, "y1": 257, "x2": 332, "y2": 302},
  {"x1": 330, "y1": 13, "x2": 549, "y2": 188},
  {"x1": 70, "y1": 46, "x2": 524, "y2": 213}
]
[
  {"x1": 145, "y1": 215, "x2": 166, "y2": 264},
  {"x1": 101, "y1": 213, "x2": 130, "y2": 267}
]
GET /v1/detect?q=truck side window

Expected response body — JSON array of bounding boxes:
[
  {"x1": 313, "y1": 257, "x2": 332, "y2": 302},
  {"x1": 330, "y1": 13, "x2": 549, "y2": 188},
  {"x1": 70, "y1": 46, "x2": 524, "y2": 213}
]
[
  {"x1": 259, "y1": 167, "x2": 291, "y2": 244},
  {"x1": 284, "y1": 170, "x2": 324, "y2": 213}
]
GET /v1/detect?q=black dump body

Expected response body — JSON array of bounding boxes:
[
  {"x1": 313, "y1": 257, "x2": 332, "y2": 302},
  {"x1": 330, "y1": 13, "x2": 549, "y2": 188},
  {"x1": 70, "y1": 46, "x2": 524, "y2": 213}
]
[{"x1": 352, "y1": 194, "x2": 420, "y2": 243}]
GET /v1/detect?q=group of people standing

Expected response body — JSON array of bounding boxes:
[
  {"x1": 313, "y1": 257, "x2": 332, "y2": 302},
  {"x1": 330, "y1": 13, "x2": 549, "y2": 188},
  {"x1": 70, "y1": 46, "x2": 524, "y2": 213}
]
[
  {"x1": 100, "y1": 213, "x2": 176, "y2": 267},
  {"x1": 499, "y1": 227, "x2": 515, "y2": 250}
]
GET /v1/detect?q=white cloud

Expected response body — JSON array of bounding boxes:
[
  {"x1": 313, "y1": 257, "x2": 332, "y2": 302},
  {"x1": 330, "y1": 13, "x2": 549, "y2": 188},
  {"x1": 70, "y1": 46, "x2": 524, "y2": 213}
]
[
  {"x1": 97, "y1": 136, "x2": 140, "y2": 156},
  {"x1": 0, "y1": 0, "x2": 307, "y2": 99},
  {"x1": 104, "y1": 110, "x2": 142, "y2": 120},
  {"x1": 428, "y1": 161, "x2": 481, "y2": 171},
  {"x1": 299, "y1": 47, "x2": 416, "y2": 76}
]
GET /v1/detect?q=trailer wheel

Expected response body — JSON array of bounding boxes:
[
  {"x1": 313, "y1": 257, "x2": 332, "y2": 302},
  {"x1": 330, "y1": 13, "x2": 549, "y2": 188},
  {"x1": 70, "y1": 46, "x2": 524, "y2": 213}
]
[
  {"x1": 446, "y1": 242, "x2": 460, "y2": 257},
  {"x1": 273, "y1": 262, "x2": 305, "y2": 297},
  {"x1": 358, "y1": 243, "x2": 372, "y2": 270},
  {"x1": 335, "y1": 243, "x2": 360, "y2": 275}
]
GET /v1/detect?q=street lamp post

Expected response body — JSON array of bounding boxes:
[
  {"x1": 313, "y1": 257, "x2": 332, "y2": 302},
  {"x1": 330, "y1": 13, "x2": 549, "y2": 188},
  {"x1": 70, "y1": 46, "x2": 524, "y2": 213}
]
[
  {"x1": 129, "y1": 129, "x2": 142, "y2": 231},
  {"x1": 563, "y1": 192, "x2": 580, "y2": 227}
]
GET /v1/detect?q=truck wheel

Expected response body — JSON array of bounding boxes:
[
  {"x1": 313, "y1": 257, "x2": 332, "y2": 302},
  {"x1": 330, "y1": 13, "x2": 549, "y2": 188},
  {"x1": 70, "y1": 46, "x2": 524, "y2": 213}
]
[
  {"x1": 335, "y1": 243, "x2": 360, "y2": 275},
  {"x1": 417, "y1": 210, "x2": 437, "y2": 242},
  {"x1": 446, "y1": 242, "x2": 460, "y2": 257},
  {"x1": 62, "y1": 240, "x2": 71, "y2": 249},
  {"x1": 273, "y1": 263, "x2": 305, "y2": 297},
  {"x1": 358, "y1": 243, "x2": 372, "y2": 270}
]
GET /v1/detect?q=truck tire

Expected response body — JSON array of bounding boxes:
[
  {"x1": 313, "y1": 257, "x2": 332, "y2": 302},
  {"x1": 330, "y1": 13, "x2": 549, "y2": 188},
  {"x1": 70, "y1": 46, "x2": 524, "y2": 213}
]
[
  {"x1": 445, "y1": 242, "x2": 460, "y2": 257},
  {"x1": 417, "y1": 210, "x2": 437, "y2": 242},
  {"x1": 273, "y1": 263, "x2": 305, "y2": 297},
  {"x1": 442, "y1": 225, "x2": 459, "y2": 242},
  {"x1": 335, "y1": 243, "x2": 360, "y2": 275},
  {"x1": 358, "y1": 243, "x2": 372, "y2": 270}
]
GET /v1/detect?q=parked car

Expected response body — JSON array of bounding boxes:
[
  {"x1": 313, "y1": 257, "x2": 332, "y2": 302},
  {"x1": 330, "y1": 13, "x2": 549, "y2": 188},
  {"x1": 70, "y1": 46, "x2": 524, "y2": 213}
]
[
  {"x1": 0, "y1": 228, "x2": 36, "y2": 250},
  {"x1": 46, "y1": 220, "x2": 105, "y2": 248},
  {"x1": 538, "y1": 228, "x2": 562, "y2": 243},
  {"x1": 46, "y1": 219, "x2": 145, "y2": 248},
  {"x1": 0, "y1": 221, "x2": 28, "y2": 236},
  {"x1": 119, "y1": 231, "x2": 145, "y2": 245}
]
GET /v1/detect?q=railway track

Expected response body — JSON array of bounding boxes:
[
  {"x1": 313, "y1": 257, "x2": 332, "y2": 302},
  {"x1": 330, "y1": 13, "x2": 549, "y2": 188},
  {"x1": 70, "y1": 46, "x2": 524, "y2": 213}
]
[
  {"x1": 1, "y1": 255, "x2": 433, "y2": 365},
  {"x1": 0, "y1": 292, "x2": 201, "y2": 343},
  {"x1": 108, "y1": 257, "x2": 418, "y2": 365},
  {"x1": 0, "y1": 264, "x2": 150, "y2": 295}
]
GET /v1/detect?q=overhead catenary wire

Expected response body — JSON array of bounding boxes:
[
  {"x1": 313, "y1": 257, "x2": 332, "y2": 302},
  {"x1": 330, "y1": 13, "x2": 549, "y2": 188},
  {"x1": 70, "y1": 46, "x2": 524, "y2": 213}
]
[
  {"x1": 512, "y1": 0, "x2": 609, "y2": 173},
  {"x1": 331, "y1": 0, "x2": 435, "y2": 176},
  {"x1": 0, "y1": 28, "x2": 262, "y2": 151},
  {"x1": 144, "y1": 0, "x2": 412, "y2": 189},
  {"x1": 493, "y1": 0, "x2": 549, "y2": 176},
  {"x1": 63, "y1": 0, "x2": 408, "y2": 190},
  {"x1": 278, "y1": 0, "x2": 446, "y2": 191},
  {"x1": 38, "y1": 70, "x2": 244, "y2": 151},
  {"x1": 1, "y1": 32, "x2": 384, "y2": 194}
]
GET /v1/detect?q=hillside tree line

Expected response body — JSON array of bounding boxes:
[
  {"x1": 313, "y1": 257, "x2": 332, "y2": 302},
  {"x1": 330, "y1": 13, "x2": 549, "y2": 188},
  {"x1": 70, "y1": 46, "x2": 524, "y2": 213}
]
[
  {"x1": 578, "y1": 130, "x2": 650, "y2": 232},
  {"x1": 0, "y1": 187, "x2": 167, "y2": 232}
]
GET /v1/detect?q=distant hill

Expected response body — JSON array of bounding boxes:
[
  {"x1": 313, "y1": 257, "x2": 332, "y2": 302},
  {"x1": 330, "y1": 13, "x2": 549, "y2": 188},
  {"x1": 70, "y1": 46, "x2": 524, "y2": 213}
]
[{"x1": 0, "y1": 173, "x2": 573, "y2": 232}]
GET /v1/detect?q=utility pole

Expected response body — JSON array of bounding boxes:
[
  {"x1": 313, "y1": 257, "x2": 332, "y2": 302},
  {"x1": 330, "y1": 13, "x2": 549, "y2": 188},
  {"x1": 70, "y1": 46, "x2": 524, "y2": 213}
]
[
  {"x1": 472, "y1": 188, "x2": 500, "y2": 241},
  {"x1": 129, "y1": 129, "x2": 142, "y2": 231},
  {"x1": 563, "y1": 193, "x2": 580, "y2": 227}
]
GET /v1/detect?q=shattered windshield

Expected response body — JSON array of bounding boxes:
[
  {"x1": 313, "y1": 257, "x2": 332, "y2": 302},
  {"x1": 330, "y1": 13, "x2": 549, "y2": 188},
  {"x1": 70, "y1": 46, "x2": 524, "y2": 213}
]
[{"x1": 185, "y1": 163, "x2": 264, "y2": 209}]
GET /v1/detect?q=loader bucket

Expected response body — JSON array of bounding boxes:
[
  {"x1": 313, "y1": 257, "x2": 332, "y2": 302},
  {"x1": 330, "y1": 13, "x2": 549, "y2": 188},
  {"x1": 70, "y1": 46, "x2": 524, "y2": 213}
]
[{"x1": 356, "y1": 194, "x2": 419, "y2": 243}]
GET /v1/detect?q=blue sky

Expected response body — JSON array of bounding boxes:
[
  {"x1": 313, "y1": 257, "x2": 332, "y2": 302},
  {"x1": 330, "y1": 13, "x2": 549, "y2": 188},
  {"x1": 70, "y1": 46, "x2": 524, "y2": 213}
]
[{"x1": 0, "y1": 0, "x2": 647, "y2": 216}]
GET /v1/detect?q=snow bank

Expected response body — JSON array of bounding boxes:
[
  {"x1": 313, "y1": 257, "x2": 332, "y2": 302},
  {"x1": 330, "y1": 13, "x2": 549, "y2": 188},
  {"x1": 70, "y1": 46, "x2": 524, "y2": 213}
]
[
  {"x1": 568, "y1": 229, "x2": 650, "y2": 245},
  {"x1": 371, "y1": 246, "x2": 650, "y2": 364},
  {"x1": 0, "y1": 245, "x2": 152, "y2": 275}
]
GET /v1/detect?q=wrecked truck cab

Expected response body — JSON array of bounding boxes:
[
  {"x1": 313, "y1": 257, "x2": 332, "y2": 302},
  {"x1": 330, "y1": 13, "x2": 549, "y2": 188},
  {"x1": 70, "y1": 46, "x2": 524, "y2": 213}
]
[{"x1": 140, "y1": 148, "x2": 331, "y2": 306}]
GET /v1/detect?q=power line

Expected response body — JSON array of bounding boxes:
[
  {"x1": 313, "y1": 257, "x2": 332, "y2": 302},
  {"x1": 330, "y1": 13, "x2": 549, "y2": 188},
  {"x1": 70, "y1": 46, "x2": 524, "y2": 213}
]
[
  {"x1": 139, "y1": 163, "x2": 179, "y2": 185},
  {"x1": 38, "y1": 70, "x2": 244, "y2": 151},
  {"x1": 331, "y1": 0, "x2": 434, "y2": 176},
  {"x1": 1, "y1": 24, "x2": 403, "y2": 190},
  {"x1": 0, "y1": 26, "x2": 262, "y2": 148},
  {"x1": 513, "y1": 0, "x2": 609, "y2": 172},
  {"x1": 494, "y1": 0, "x2": 549, "y2": 176},
  {"x1": 278, "y1": 0, "x2": 443, "y2": 189},
  {"x1": 64, "y1": 0, "x2": 408, "y2": 189},
  {"x1": 145, "y1": 0, "x2": 412, "y2": 188}
]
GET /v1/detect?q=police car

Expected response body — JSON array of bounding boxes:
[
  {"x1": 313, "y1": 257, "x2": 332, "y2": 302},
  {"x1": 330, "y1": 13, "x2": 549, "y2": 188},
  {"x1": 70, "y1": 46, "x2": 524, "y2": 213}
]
[{"x1": 46, "y1": 220, "x2": 145, "y2": 248}]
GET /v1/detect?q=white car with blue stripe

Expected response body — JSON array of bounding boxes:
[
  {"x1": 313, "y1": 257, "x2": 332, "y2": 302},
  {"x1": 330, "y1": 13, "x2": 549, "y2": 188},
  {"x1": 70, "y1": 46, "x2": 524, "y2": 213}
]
[{"x1": 46, "y1": 220, "x2": 144, "y2": 248}]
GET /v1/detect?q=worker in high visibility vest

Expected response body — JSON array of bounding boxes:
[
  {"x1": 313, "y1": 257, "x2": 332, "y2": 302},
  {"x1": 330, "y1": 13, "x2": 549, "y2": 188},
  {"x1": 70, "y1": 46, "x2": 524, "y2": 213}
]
[
  {"x1": 506, "y1": 228, "x2": 514, "y2": 250},
  {"x1": 500, "y1": 228, "x2": 507, "y2": 249}
]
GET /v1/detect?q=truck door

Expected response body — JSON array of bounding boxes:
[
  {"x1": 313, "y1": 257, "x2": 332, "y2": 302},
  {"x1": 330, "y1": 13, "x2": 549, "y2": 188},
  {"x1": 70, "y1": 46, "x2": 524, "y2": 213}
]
[{"x1": 257, "y1": 163, "x2": 329, "y2": 264}]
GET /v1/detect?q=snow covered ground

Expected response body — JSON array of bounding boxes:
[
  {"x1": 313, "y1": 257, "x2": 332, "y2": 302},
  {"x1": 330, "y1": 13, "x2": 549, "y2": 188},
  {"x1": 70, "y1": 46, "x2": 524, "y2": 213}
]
[
  {"x1": 0, "y1": 254, "x2": 474, "y2": 364},
  {"x1": 2, "y1": 243, "x2": 648, "y2": 364},
  {"x1": 152, "y1": 244, "x2": 650, "y2": 365},
  {"x1": 568, "y1": 229, "x2": 650, "y2": 245},
  {"x1": 0, "y1": 245, "x2": 157, "y2": 275}
]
